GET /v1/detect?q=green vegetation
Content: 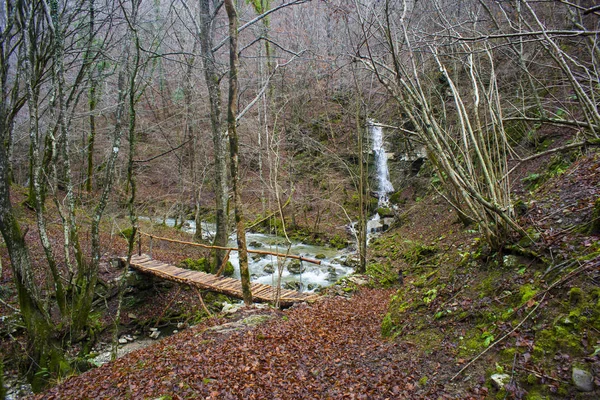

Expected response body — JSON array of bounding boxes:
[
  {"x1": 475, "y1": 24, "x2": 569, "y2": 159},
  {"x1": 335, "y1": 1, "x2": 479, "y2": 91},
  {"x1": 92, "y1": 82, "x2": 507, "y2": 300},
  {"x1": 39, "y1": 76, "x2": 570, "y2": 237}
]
[
  {"x1": 400, "y1": 241, "x2": 437, "y2": 266},
  {"x1": 522, "y1": 155, "x2": 573, "y2": 190}
]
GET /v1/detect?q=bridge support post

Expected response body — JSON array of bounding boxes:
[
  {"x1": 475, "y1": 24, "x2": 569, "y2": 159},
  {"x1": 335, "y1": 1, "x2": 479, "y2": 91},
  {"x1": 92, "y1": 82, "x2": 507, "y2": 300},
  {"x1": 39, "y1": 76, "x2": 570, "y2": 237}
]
[{"x1": 138, "y1": 231, "x2": 142, "y2": 256}]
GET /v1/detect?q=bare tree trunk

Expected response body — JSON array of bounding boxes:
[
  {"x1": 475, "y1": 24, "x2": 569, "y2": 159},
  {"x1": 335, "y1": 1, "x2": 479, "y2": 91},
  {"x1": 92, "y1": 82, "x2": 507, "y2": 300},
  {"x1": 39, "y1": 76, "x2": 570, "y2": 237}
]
[
  {"x1": 224, "y1": 0, "x2": 252, "y2": 305},
  {"x1": 85, "y1": 0, "x2": 96, "y2": 192},
  {"x1": 199, "y1": 0, "x2": 229, "y2": 270}
]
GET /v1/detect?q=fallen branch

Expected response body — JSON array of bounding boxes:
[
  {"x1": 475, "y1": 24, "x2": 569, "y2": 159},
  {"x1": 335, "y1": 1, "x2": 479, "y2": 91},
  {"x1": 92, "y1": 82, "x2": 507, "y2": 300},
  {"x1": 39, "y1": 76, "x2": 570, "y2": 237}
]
[
  {"x1": 451, "y1": 293, "x2": 547, "y2": 381},
  {"x1": 515, "y1": 365, "x2": 569, "y2": 384},
  {"x1": 0, "y1": 297, "x2": 20, "y2": 312},
  {"x1": 192, "y1": 286, "x2": 212, "y2": 317}
]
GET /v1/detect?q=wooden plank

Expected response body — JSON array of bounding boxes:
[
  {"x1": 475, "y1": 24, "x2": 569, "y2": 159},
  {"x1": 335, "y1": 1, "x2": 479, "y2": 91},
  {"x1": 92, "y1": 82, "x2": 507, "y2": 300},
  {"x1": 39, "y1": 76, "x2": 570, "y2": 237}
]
[{"x1": 125, "y1": 254, "x2": 319, "y2": 305}]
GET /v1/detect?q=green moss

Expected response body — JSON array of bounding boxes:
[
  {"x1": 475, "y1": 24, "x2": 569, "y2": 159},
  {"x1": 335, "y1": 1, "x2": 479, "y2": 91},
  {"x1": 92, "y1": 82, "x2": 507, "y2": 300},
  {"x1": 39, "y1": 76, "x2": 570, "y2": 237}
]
[
  {"x1": 526, "y1": 373, "x2": 537, "y2": 385},
  {"x1": 327, "y1": 234, "x2": 348, "y2": 250},
  {"x1": 524, "y1": 390, "x2": 547, "y2": 400},
  {"x1": 381, "y1": 313, "x2": 395, "y2": 337},
  {"x1": 568, "y1": 287, "x2": 583, "y2": 305},
  {"x1": 500, "y1": 347, "x2": 518, "y2": 363},
  {"x1": 418, "y1": 376, "x2": 428, "y2": 386},
  {"x1": 401, "y1": 241, "x2": 437, "y2": 265},
  {"x1": 366, "y1": 262, "x2": 398, "y2": 287},
  {"x1": 404, "y1": 329, "x2": 442, "y2": 353},
  {"x1": 178, "y1": 257, "x2": 233, "y2": 277},
  {"x1": 521, "y1": 155, "x2": 572, "y2": 191},
  {"x1": 476, "y1": 271, "x2": 502, "y2": 299},
  {"x1": 377, "y1": 207, "x2": 394, "y2": 218},
  {"x1": 519, "y1": 284, "x2": 538, "y2": 304},
  {"x1": 179, "y1": 257, "x2": 210, "y2": 273},
  {"x1": 389, "y1": 191, "x2": 403, "y2": 205},
  {"x1": 119, "y1": 227, "x2": 135, "y2": 240}
]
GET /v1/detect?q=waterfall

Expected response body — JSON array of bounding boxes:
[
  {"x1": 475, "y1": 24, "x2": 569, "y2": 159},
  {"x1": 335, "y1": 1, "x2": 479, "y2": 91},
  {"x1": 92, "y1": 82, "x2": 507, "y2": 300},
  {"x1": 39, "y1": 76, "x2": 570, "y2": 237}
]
[{"x1": 370, "y1": 122, "x2": 394, "y2": 207}]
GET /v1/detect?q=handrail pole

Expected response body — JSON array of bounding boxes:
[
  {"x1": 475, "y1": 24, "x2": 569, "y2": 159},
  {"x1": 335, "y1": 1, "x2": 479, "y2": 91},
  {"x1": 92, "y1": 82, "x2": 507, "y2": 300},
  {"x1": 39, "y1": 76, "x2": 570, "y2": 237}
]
[
  {"x1": 149, "y1": 235, "x2": 153, "y2": 258},
  {"x1": 138, "y1": 230, "x2": 142, "y2": 256},
  {"x1": 137, "y1": 230, "x2": 322, "y2": 265}
]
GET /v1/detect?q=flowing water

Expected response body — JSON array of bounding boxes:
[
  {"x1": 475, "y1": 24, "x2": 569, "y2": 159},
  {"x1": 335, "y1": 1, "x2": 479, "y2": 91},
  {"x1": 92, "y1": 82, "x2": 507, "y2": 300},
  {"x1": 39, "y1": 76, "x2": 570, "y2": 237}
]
[
  {"x1": 144, "y1": 122, "x2": 395, "y2": 291},
  {"x1": 366, "y1": 121, "x2": 396, "y2": 234},
  {"x1": 157, "y1": 219, "x2": 353, "y2": 293},
  {"x1": 371, "y1": 123, "x2": 395, "y2": 206}
]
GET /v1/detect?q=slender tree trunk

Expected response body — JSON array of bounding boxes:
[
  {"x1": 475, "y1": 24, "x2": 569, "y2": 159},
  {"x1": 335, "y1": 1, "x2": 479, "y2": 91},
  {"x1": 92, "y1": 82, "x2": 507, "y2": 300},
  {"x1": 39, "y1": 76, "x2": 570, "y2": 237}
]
[
  {"x1": 199, "y1": 0, "x2": 229, "y2": 270},
  {"x1": 224, "y1": 0, "x2": 252, "y2": 305},
  {"x1": 356, "y1": 104, "x2": 367, "y2": 273},
  {"x1": 86, "y1": 0, "x2": 96, "y2": 192}
]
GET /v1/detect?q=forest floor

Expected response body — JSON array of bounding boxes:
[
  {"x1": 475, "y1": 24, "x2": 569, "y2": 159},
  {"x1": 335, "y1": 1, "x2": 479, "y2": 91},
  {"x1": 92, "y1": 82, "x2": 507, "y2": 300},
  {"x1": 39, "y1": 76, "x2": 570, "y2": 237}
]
[{"x1": 2, "y1": 148, "x2": 600, "y2": 398}]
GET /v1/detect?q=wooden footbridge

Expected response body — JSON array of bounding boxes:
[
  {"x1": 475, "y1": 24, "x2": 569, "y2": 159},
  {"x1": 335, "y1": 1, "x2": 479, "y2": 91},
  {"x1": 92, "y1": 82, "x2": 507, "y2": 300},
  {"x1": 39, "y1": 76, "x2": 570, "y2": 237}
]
[{"x1": 124, "y1": 232, "x2": 321, "y2": 307}]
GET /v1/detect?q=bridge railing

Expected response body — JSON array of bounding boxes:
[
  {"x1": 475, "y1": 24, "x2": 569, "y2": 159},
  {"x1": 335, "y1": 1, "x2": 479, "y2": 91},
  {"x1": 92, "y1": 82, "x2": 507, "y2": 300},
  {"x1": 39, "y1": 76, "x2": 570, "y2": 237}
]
[{"x1": 137, "y1": 230, "x2": 321, "y2": 276}]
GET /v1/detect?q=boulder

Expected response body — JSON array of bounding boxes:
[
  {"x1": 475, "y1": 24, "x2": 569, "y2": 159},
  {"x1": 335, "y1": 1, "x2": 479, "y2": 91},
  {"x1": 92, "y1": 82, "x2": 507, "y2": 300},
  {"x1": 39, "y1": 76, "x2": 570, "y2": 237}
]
[
  {"x1": 283, "y1": 281, "x2": 303, "y2": 291},
  {"x1": 572, "y1": 367, "x2": 594, "y2": 392},
  {"x1": 149, "y1": 330, "x2": 160, "y2": 340},
  {"x1": 222, "y1": 302, "x2": 244, "y2": 314},
  {"x1": 263, "y1": 264, "x2": 275, "y2": 274},
  {"x1": 287, "y1": 260, "x2": 306, "y2": 274}
]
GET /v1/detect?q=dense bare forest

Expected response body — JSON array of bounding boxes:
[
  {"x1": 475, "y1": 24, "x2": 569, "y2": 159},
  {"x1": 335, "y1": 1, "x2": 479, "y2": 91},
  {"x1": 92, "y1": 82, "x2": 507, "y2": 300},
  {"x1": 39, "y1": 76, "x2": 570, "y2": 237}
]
[{"x1": 1, "y1": 0, "x2": 599, "y2": 398}]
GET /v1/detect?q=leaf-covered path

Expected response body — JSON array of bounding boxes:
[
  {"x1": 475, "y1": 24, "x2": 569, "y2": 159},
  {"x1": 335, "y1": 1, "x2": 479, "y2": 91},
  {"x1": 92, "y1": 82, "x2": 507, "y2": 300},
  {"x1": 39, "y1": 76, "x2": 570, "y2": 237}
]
[{"x1": 36, "y1": 288, "x2": 478, "y2": 399}]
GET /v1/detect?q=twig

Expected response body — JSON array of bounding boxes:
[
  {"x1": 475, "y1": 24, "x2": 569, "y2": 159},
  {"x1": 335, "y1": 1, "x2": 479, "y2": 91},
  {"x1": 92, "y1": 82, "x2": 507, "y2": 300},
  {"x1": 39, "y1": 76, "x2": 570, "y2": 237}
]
[
  {"x1": 451, "y1": 293, "x2": 547, "y2": 381},
  {"x1": 192, "y1": 286, "x2": 212, "y2": 317},
  {"x1": 0, "y1": 297, "x2": 20, "y2": 312},
  {"x1": 154, "y1": 287, "x2": 182, "y2": 329},
  {"x1": 515, "y1": 366, "x2": 569, "y2": 384},
  {"x1": 504, "y1": 351, "x2": 518, "y2": 400}
]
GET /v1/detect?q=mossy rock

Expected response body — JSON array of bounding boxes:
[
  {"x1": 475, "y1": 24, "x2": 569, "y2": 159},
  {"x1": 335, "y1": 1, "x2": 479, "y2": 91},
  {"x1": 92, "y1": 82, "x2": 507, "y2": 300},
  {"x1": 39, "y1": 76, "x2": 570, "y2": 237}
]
[
  {"x1": 377, "y1": 207, "x2": 394, "y2": 218},
  {"x1": 179, "y1": 257, "x2": 211, "y2": 273},
  {"x1": 178, "y1": 258, "x2": 234, "y2": 277},
  {"x1": 263, "y1": 264, "x2": 275, "y2": 274},
  {"x1": 286, "y1": 260, "x2": 306, "y2": 274},
  {"x1": 315, "y1": 253, "x2": 326, "y2": 259},
  {"x1": 283, "y1": 281, "x2": 302, "y2": 291},
  {"x1": 329, "y1": 234, "x2": 349, "y2": 250},
  {"x1": 401, "y1": 240, "x2": 437, "y2": 265},
  {"x1": 222, "y1": 261, "x2": 235, "y2": 277}
]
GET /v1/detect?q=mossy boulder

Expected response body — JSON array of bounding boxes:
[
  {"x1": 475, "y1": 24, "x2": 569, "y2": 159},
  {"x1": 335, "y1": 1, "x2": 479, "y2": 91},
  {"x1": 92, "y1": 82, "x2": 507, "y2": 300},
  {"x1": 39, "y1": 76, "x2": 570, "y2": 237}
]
[
  {"x1": 179, "y1": 257, "x2": 234, "y2": 277},
  {"x1": 179, "y1": 257, "x2": 210, "y2": 273},
  {"x1": 377, "y1": 207, "x2": 394, "y2": 218},
  {"x1": 263, "y1": 264, "x2": 275, "y2": 274},
  {"x1": 286, "y1": 260, "x2": 306, "y2": 274},
  {"x1": 329, "y1": 234, "x2": 349, "y2": 250},
  {"x1": 283, "y1": 281, "x2": 302, "y2": 291}
]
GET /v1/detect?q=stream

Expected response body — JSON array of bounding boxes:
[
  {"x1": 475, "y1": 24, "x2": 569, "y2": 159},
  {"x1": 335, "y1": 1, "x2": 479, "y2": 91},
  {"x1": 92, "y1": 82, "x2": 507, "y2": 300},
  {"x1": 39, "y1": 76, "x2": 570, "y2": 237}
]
[
  {"x1": 152, "y1": 121, "x2": 396, "y2": 293},
  {"x1": 157, "y1": 219, "x2": 355, "y2": 293}
]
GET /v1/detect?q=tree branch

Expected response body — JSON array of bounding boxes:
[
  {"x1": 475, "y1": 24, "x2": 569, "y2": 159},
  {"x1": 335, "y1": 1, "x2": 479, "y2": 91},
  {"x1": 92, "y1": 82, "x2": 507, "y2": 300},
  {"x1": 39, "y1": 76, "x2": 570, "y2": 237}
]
[{"x1": 211, "y1": 0, "x2": 310, "y2": 53}]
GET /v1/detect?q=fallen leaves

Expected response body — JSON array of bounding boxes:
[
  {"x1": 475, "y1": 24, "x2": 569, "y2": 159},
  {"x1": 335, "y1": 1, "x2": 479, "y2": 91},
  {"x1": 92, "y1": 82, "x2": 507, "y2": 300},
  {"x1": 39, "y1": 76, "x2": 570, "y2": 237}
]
[{"x1": 33, "y1": 288, "x2": 477, "y2": 399}]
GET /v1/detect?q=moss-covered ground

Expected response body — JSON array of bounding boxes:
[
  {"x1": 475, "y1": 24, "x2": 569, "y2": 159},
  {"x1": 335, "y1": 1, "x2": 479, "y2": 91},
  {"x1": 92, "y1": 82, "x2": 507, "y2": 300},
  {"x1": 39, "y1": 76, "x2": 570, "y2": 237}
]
[{"x1": 371, "y1": 152, "x2": 600, "y2": 398}]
